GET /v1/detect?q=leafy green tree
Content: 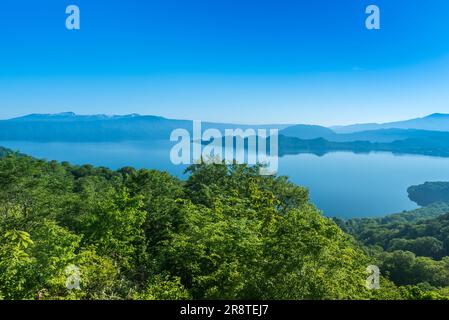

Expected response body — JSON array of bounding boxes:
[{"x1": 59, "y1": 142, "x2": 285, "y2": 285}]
[{"x1": 0, "y1": 230, "x2": 34, "y2": 299}]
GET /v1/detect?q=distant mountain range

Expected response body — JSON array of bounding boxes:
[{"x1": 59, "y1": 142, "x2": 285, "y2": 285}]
[
  {"x1": 280, "y1": 126, "x2": 449, "y2": 143},
  {"x1": 278, "y1": 113, "x2": 449, "y2": 157},
  {"x1": 0, "y1": 112, "x2": 287, "y2": 142},
  {"x1": 280, "y1": 113, "x2": 449, "y2": 142},
  {"x1": 1, "y1": 112, "x2": 449, "y2": 158},
  {"x1": 330, "y1": 113, "x2": 449, "y2": 133}
]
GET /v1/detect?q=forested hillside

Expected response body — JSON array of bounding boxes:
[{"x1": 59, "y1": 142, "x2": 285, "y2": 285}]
[
  {"x1": 408, "y1": 182, "x2": 449, "y2": 206},
  {"x1": 0, "y1": 151, "x2": 446, "y2": 300},
  {"x1": 336, "y1": 205, "x2": 449, "y2": 297}
]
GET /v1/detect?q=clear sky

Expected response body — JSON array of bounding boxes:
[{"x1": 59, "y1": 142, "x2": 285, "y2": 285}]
[{"x1": 0, "y1": 0, "x2": 449, "y2": 125}]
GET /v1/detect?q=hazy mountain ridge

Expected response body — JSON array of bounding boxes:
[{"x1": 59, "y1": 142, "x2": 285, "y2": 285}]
[
  {"x1": 280, "y1": 126, "x2": 449, "y2": 143},
  {"x1": 331, "y1": 113, "x2": 449, "y2": 133},
  {"x1": 0, "y1": 112, "x2": 288, "y2": 142},
  {"x1": 10, "y1": 112, "x2": 146, "y2": 122}
]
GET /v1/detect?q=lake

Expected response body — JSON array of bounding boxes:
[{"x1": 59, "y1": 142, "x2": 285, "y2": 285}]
[{"x1": 3, "y1": 140, "x2": 449, "y2": 219}]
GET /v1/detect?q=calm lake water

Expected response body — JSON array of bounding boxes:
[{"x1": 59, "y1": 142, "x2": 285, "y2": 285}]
[{"x1": 3, "y1": 140, "x2": 449, "y2": 219}]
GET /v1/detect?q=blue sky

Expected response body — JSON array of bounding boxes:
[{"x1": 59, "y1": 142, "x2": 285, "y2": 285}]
[{"x1": 0, "y1": 0, "x2": 449, "y2": 125}]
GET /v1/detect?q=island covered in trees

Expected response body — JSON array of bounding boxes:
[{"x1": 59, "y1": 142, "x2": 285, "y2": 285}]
[{"x1": 0, "y1": 148, "x2": 448, "y2": 300}]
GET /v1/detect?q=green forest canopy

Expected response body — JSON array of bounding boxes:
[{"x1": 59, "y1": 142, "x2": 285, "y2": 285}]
[{"x1": 0, "y1": 150, "x2": 448, "y2": 300}]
